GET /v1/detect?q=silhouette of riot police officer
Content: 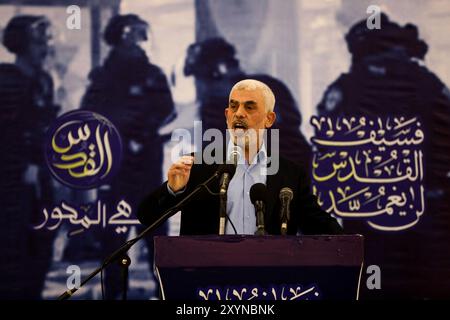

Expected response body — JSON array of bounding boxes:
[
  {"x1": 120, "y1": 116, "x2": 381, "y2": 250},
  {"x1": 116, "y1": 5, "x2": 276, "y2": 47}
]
[
  {"x1": 81, "y1": 14, "x2": 176, "y2": 299},
  {"x1": 317, "y1": 13, "x2": 450, "y2": 298},
  {"x1": 0, "y1": 15, "x2": 59, "y2": 299}
]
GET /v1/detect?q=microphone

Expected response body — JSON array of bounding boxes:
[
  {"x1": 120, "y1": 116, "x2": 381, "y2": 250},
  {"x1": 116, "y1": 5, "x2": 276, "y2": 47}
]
[
  {"x1": 219, "y1": 164, "x2": 236, "y2": 195},
  {"x1": 250, "y1": 183, "x2": 267, "y2": 236},
  {"x1": 218, "y1": 164, "x2": 236, "y2": 235},
  {"x1": 279, "y1": 187, "x2": 293, "y2": 235}
]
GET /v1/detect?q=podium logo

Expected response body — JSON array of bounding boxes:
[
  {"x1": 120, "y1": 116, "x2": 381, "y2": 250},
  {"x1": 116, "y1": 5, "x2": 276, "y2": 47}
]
[
  {"x1": 45, "y1": 110, "x2": 122, "y2": 189},
  {"x1": 198, "y1": 284, "x2": 320, "y2": 300}
]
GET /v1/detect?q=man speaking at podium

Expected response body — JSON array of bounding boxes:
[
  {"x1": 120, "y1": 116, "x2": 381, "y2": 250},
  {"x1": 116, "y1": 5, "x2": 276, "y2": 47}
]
[{"x1": 138, "y1": 79, "x2": 343, "y2": 235}]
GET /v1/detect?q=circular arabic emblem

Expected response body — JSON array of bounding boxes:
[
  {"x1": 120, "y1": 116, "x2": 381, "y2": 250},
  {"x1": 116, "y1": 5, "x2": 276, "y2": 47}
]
[{"x1": 45, "y1": 110, "x2": 122, "y2": 189}]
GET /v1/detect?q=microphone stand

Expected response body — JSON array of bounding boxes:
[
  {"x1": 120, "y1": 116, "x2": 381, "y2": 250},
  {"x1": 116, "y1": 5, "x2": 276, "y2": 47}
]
[
  {"x1": 57, "y1": 169, "x2": 223, "y2": 300},
  {"x1": 218, "y1": 163, "x2": 236, "y2": 235},
  {"x1": 219, "y1": 193, "x2": 227, "y2": 235},
  {"x1": 254, "y1": 201, "x2": 267, "y2": 236}
]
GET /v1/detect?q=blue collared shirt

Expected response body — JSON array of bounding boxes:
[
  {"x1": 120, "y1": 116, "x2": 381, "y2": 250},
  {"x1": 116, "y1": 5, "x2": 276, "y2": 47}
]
[{"x1": 225, "y1": 142, "x2": 267, "y2": 235}]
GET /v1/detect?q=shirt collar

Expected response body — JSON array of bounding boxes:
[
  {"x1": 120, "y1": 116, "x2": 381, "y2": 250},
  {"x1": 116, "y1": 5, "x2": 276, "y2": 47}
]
[{"x1": 226, "y1": 140, "x2": 267, "y2": 166}]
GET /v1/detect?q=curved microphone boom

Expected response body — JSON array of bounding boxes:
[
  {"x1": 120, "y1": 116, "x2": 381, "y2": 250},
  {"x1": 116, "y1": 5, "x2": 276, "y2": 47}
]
[{"x1": 58, "y1": 162, "x2": 227, "y2": 300}]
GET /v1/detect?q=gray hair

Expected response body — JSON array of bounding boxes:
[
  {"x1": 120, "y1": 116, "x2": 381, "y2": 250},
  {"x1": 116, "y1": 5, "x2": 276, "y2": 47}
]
[{"x1": 230, "y1": 79, "x2": 275, "y2": 112}]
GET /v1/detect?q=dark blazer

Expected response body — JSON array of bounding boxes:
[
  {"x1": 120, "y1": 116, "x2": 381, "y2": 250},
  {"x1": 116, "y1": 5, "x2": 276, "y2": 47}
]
[{"x1": 137, "y1": 156, "x2": 343, "y2": 235}]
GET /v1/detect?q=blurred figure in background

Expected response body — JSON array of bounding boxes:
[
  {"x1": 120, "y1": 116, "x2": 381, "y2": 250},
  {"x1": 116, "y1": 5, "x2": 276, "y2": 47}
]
[
  {"x1": 0, "y1": 15, "x2": 60, "y2": 299},
  {"x1": 184, "y1": 37, "x2": 312, "y2": 170},
  {"x1": 80, "y1": 14, "x2": 176, "y2": 299},
  {"x1": 317, "y1": 13, "x2": 450, "y2": 298}
]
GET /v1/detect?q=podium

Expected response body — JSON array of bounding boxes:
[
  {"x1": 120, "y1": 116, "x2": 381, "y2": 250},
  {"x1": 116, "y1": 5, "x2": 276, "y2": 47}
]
[{"x1": 154, "y1": 235, "x2": 364, "y2": 300}]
